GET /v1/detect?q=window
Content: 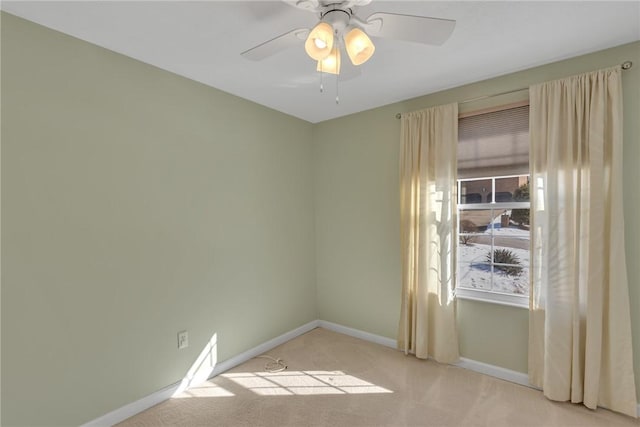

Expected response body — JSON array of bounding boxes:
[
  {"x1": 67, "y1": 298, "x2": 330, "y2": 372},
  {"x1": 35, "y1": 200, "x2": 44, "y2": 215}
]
[{"x1": 456, "y1": 105, "x2": 530, "y2": 307}]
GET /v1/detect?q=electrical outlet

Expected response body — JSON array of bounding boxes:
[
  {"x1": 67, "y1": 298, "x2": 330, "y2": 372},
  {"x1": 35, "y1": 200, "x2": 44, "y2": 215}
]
[{"x1": 177, "y1": 330, "x2": 188, "y2": 350}]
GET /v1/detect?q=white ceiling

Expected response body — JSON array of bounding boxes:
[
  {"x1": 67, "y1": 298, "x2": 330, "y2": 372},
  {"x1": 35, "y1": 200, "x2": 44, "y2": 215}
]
[{"x1": 2, "y1": 1, "x2": 639, "y2": 123}]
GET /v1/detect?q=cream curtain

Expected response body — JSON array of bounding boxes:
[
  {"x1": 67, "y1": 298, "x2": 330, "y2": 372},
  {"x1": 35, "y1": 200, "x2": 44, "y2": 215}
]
[
  {"x1": 529, "y1": 67, "x2": 638, "y2": 417},
  {"x1": 398, "y1": 103, "x2": 459, "y2": 363}
]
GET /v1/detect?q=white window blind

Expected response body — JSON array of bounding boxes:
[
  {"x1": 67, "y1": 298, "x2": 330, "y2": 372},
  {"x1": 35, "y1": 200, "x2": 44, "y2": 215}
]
[{"x1": 458, "y1": 105, "x2": 529, "y2": 179}]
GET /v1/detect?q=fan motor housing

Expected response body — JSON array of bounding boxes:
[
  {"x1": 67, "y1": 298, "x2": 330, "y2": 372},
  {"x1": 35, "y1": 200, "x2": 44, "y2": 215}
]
[{"x1": 321, "y1": 7, "x2": 352, "y2": 33}]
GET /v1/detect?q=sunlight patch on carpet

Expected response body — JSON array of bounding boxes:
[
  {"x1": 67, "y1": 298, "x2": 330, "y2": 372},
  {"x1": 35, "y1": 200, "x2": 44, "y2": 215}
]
[
  {"x1": 221, "y1": 371, "x2": 393, "y2": 396},
  {"x1": 174, "y1": 381, "x2": 235, "y2": 398}
]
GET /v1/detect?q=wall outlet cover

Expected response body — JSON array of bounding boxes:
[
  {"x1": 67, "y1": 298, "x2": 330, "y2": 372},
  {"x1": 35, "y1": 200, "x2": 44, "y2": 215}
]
[{"x1": 177, "y1": 330, "x2": 188, "y2": 350}]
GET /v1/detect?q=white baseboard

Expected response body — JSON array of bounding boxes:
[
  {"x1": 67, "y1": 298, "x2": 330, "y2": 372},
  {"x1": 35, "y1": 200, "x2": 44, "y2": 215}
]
[
  {"x1": 209, "y1": 320, "x2": 319, "y2": 378},
  {"x1": 81, "y1": 380, "x2": 180, "y2": 427},
  {"x1": 81, "y1": 320, "x2": 319, "y2": 427},
  {"x1": 318, "y1": 320, "x2": 397, "y2": 349},
  {"x1": 453, "y1": 357, "x2": 533, "y2": 388}
]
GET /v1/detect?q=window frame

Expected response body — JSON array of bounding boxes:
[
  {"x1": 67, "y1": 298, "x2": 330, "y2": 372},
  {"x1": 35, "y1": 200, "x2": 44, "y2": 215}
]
[{"x1": 455, "y1": 174, "x2": 531, "y2": 309}]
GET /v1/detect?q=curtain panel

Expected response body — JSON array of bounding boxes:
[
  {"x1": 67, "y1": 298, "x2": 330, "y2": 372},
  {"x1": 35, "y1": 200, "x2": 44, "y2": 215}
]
[
  {"x1": 529, "y1": 66, "x2": 637, "y2": 417},
  {"x1": 397, "y1": 103, "x2": 459, "y2": 363}
]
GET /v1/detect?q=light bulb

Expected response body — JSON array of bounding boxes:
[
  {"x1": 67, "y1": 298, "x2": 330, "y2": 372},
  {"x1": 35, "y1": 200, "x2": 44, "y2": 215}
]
[{"x1": 316, "y1": 45, "x2": 341, "y2": 75}]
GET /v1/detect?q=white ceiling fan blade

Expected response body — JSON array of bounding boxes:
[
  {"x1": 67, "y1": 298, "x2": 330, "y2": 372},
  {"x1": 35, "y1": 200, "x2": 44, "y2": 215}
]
[
  {"x1": 365, "y1": 13, "x2": 456, "y2": 46},
  {"x1": 281, "y1": 0, "x2": 320, "y2": 12},
  {"x1": 241, "y1": 28, "x2": 309, "y2": 61}
]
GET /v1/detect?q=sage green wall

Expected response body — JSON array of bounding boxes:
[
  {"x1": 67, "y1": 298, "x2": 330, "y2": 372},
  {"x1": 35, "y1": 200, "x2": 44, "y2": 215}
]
[
  {"x1": 1, "y1": 13, "x2": 317, "y2": 426},
  {"x1": 314, "y1": 42, "x2": 640, "y2": 386}
]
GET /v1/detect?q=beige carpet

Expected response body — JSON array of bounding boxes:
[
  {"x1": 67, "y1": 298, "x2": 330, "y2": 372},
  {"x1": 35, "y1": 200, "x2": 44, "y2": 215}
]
[{"x1": 118, "y1": 328, "x2": 639, "y2": 426}]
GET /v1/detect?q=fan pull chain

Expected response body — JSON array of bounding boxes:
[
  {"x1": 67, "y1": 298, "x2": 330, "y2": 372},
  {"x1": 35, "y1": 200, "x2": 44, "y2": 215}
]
[
  {"x1": 335, "y1": 36, "x2": 340, "y2": 104},
  {"x1": 318, "y1": 59, "x2": 323, "y2": 92}
]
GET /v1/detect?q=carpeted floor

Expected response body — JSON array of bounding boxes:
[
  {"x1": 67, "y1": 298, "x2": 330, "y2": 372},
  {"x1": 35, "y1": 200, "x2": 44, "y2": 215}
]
[{"x1": 118, "y1": 328, "x2": 640, "y2": 426}]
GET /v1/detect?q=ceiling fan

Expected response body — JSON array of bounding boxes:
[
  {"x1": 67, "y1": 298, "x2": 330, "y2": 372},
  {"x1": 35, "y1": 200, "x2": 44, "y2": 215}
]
[{"x1": 241, "y1": 0, "x2": 456, "y2": 76}]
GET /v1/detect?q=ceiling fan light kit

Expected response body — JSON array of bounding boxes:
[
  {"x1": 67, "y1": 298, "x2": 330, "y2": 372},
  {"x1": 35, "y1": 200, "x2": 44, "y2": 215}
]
[{"x1": 303, "y1": 5, "x2": 376, "y2": 70}]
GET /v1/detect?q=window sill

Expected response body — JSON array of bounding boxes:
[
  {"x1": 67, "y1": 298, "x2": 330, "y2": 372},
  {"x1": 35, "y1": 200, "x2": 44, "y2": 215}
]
[{"x1": 455, "y1": 287, "x2": 529, "y2": 309}]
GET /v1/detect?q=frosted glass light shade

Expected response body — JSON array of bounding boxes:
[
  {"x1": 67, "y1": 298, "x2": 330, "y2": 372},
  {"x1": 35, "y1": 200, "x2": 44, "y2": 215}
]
[
  {"x1": 316, "y1": 45, "x2": 341, "y2": 75},
  {"x1": 305, "y1": 22, "x2": 334, "y2": 61},
  {"x1": 344, "y1": 27, "x2": 375, "y2": 66}
]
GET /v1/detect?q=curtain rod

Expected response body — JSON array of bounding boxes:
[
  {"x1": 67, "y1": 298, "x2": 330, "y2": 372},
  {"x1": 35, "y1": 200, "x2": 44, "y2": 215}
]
[{"x1": 395, "y1": 60, "x2": 633, "y2": 119}]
